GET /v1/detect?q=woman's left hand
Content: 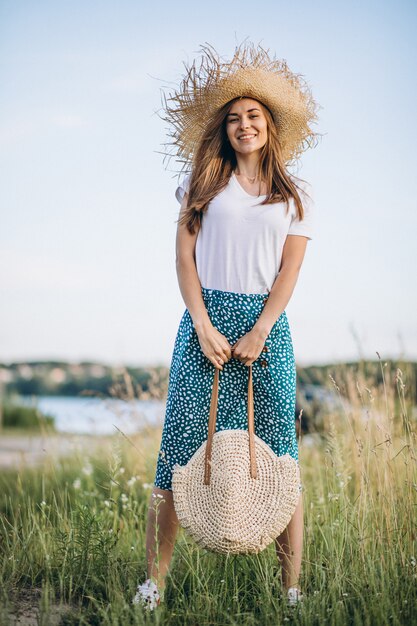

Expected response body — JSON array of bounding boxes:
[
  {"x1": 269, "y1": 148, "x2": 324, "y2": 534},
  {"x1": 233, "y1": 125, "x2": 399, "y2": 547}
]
[{"x1": 231, "y1": 328, "x2": 267, "y2": 366}]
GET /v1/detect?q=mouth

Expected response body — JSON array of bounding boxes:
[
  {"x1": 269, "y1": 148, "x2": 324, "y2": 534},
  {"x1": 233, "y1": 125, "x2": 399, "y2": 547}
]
[{"x1": 237, "y1": 134, "x2": 257, "y2": 142}]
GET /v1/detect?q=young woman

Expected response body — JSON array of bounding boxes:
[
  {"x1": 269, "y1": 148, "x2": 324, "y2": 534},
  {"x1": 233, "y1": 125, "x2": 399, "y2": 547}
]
[{"x1": 133, "y1": 41, "x2": 319, "y2": 611}]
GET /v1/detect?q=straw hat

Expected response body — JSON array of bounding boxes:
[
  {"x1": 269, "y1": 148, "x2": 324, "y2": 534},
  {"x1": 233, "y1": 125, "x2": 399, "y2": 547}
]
[{"x1": 158, "y1": 39, "x2": 321, "y2": 171}]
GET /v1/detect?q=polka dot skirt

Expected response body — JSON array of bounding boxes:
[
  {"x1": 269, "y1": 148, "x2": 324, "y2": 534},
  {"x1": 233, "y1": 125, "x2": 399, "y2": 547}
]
[{"x1": 154, "y1": 287, "x2": 302, "y2": 493}]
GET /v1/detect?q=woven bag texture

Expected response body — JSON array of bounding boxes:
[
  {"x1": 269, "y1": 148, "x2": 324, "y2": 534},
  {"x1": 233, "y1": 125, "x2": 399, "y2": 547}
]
[{"x1": 172, "y1": 429, "x2": 300, "y2": 554}]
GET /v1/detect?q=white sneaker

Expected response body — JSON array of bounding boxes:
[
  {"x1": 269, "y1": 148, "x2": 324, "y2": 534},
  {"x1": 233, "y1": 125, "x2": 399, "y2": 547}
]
[
  {"x1": 132, "y1": 578, "x2": 161, "y2": 611},
  {"x1": 287, "y1": 586, "x2": 304, "y2": 607}
]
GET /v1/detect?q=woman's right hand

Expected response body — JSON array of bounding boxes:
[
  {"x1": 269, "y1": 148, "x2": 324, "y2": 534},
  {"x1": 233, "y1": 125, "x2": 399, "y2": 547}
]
[{"x1": 195, "y1": 323, "x2": 233, "y2": 370}]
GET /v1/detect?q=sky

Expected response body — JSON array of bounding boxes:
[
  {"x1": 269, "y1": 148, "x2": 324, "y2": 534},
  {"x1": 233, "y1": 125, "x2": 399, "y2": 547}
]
[{"x1": 0, "y1": 0, "x2": 416, "y2": 368}]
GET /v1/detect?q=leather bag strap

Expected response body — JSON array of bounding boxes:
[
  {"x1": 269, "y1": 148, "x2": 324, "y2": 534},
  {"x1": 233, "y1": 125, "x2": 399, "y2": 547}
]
[{"x1": 204, "y1": 364, "x2": 258, "y2": 485}]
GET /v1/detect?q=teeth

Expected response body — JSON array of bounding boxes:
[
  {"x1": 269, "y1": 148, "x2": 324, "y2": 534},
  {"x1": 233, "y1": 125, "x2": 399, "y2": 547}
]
[{"x1": 239, "y1": 135, "x2": 256, "y2": 139}]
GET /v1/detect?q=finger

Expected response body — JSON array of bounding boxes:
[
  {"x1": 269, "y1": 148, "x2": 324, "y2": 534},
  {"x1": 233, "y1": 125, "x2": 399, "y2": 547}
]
[
  {"x1": 216, "y1": 347, "x2": 230, "y2": 362},
  {"x1": 240, "y1": 357, "x2": 253, "y2": 366},
  {"x1": 212, "y1": 356, "x2": 223, "y2": 370}
]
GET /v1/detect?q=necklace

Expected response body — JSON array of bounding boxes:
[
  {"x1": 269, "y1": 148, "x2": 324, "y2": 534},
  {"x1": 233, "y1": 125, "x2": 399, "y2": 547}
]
[{"x1": 236, "y1": 170, "x2": 258, "y2": 184}]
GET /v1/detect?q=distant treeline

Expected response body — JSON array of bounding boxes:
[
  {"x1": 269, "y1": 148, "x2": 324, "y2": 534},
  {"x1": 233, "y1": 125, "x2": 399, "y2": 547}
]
[
  {"x1": 0, "y1": 358, "x2": 415, "y2": 403},
  {"x1": 0, "y1": 361, "x2": 169, "y2": 401}
]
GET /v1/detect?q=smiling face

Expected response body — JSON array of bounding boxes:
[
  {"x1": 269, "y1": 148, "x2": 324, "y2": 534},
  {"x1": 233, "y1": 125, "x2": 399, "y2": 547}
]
[{"x1": 225, "y1": 97, "x2": 268, "y2": 155}]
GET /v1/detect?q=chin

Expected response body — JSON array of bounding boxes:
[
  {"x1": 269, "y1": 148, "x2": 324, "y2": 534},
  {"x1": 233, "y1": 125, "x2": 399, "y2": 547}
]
[{"x1": 235, "y1": 144, "x2": 262, "y2": 154}]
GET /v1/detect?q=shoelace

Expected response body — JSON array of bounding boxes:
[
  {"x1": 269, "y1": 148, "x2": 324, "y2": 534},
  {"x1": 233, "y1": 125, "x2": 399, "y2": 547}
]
[{"x1": 132, "y1": 578, "x2": 161, "y2": 610}]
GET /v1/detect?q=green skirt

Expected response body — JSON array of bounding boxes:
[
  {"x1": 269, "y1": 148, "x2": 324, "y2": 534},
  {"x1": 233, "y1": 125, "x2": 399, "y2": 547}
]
[{"x1": 154, "y1": 286, "x2": 301, "y2": 492}]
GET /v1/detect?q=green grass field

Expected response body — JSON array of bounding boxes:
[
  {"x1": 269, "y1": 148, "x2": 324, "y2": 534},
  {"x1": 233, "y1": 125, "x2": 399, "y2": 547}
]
[{"x1": 0, "y1": 361, "x2": 415, "y2": 625}]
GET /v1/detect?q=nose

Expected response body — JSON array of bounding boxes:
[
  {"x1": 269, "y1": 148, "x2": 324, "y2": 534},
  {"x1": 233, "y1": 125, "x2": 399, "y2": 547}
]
[{"x1": 239, "y1": 117, "x2": 251, "y2": 130}]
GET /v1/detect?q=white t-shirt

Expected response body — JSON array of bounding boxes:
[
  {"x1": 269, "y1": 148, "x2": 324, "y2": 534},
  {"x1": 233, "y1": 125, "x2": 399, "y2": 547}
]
[{"x1": 175, "y1": 171, "x2": 314, "y2": 295}]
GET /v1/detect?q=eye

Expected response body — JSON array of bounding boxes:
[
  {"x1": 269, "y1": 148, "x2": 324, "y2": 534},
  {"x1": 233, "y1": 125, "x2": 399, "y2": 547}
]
[{"x1": 227, "y1": 115, "x2": 258, "y2": 123}]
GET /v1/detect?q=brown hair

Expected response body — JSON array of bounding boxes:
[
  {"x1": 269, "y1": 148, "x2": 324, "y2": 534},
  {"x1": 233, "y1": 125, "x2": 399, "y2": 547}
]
[{"x1": 177, "y1": 96, "x2": 312, "y2": 234}]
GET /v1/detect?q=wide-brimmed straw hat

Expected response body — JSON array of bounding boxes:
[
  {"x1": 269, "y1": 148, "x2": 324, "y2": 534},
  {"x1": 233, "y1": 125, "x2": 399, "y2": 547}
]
[{"x1": 157, "y1": 39, "x2": 322, "y2": 172}]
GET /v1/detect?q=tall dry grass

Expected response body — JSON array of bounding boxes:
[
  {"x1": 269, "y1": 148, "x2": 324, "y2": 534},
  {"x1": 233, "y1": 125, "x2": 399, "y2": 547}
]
[{"x1": 0, "y1": 357, "x2": 415, "y2": 624}]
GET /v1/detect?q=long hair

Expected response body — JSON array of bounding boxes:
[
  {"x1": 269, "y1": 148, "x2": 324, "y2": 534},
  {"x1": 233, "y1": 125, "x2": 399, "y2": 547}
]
[{"x1": 177, "y1": 97, "x2": 312, "y2": 234}]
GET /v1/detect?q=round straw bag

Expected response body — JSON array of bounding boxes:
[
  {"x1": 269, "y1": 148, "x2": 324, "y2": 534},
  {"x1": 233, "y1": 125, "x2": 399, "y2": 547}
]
[{"x1": 171, "y1": 364, "x2": 301, "y2": 554}]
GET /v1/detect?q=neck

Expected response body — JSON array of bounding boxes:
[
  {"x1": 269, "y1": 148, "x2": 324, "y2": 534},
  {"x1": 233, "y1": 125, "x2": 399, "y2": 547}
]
[{"x1": 234, "y1": 152, "x2": 261, "y2": 178}]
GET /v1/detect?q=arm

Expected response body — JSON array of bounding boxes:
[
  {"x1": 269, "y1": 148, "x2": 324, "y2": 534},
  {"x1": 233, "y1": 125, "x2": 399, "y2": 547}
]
[
  {"x1": 175, "y1": 192, "x2": 232, "y2": 369},
  {"x1": 175, "y1": 192, "x2": 209, "y2": 332},
  {"x1": 231, "y1": 234, "x2": 309, "y2": 366},
  {"x1": 252, "y1": 235, "x2": 309, "y2": 340}
]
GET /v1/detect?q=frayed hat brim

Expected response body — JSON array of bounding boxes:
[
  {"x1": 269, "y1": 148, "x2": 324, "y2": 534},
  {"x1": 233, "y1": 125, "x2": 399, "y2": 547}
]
[{"x1": 157, "y1": 40, "x2": 322, "y2": 173}]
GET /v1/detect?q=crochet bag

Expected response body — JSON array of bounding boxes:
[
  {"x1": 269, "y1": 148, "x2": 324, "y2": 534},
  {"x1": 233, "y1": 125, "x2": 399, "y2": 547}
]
[{"x1": 171, "y1": 363, "x2": 301, "y2": 554}]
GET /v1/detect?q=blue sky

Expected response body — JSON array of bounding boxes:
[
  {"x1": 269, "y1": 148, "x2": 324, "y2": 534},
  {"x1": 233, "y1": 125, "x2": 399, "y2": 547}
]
[{"x1": 0, "y1": 0, "x2": 416, "y2": 367}]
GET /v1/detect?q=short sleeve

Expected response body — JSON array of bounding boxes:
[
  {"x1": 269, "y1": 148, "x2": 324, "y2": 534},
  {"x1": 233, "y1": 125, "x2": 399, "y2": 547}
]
[
  {"x1": 287, "y1": 180, "x2": 314, "y2": 240},
  {"x1": 175, "y1": 172, "x2": 192, "y2": 204}
]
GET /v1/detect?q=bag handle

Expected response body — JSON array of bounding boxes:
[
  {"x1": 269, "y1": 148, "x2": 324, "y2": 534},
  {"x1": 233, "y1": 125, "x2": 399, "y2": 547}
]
[{"x1": 204, "y1": 364, "x2": 257, "y2": 485}]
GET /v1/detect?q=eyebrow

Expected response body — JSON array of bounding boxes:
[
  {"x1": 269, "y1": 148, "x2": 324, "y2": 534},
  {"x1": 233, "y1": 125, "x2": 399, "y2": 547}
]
[{"x1": 226, "y1": 108, "x2": 260, "y2": 117}]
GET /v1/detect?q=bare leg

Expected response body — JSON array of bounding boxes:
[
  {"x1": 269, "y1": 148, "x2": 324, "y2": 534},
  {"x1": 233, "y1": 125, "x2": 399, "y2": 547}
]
[
  {"x1": 274, "y1": 492, "x2": 304, "y2": 591},
  {"x1": 145, "y1": 487, "x2": 179, "y2": 594}
]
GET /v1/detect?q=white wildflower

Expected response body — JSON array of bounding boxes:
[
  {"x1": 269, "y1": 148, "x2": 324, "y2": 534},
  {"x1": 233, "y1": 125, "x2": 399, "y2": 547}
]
[
  {"x1": 82, "y1": 462, "x2": 93, "y2": 476},
  {"x1": 327, "y1": 492, "x2": 339, "y2": 501},
  {"x1": 73, "y1": 478, "x2": 81, "y2": 490}
]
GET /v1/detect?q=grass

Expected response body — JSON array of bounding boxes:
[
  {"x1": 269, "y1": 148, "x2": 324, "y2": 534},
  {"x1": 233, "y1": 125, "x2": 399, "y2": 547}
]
[
  {"x1": 0, "y1": 400, "x2": 56, "y2": 430},
  {"x1": 0, "y1": 357, "x2": 415, "y2": 625}
]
